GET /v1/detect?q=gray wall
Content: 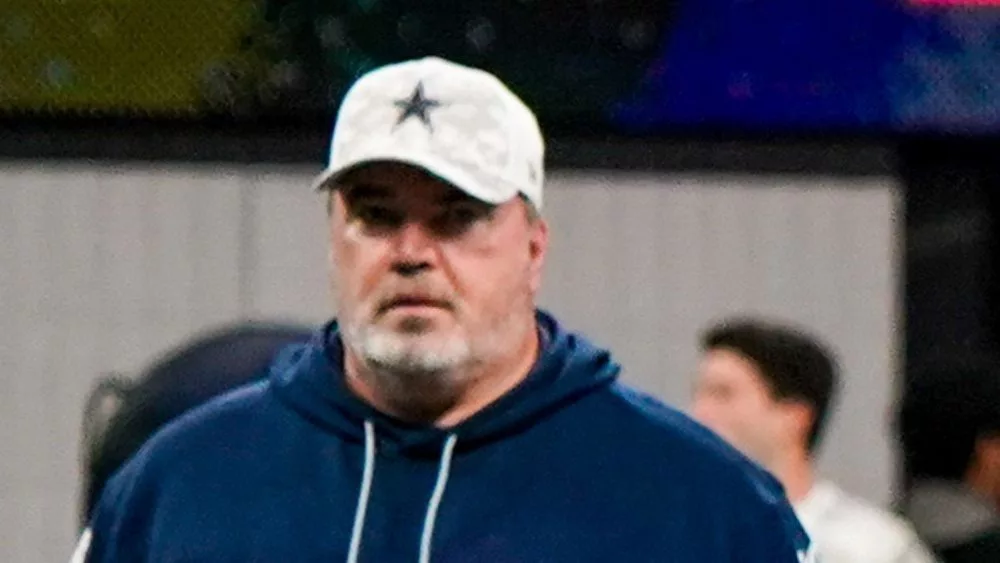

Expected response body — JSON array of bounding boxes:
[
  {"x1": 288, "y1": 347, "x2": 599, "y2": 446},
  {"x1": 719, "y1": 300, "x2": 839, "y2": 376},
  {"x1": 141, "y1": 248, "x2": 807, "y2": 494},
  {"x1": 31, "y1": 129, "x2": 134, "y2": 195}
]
[{"x1": 0, "y1": 161, "x2": 899, "y2": 562}]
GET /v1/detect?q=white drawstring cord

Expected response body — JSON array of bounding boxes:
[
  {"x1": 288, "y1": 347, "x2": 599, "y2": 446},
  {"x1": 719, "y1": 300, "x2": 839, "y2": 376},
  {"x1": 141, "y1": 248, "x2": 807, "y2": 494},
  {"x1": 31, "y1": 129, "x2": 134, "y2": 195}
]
[
  {"x1": 345, "y1": 422, "x2": 457, "y2": 563},
  {"x1": 419, "y1": 434, "x2": 458, "y2": 563},
  {"x1": 346, "y1": 420, "x2": 376, "y2": 563}
]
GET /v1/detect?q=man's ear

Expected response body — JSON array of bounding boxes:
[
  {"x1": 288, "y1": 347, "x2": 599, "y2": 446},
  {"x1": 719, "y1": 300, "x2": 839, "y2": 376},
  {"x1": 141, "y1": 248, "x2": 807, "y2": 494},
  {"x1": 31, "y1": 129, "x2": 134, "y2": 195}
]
[
  {"x1": 82, "y1": 373, "x2": 133, "y2": 459},
  {"x1": 778, "y1": 399, "x2": 815, "y2": 448},
  {"x1": 79, "y1": 373, "x2": 133, "y2": 526},
  {"x1": 527, "y1": 217, "x2": 549, "y2": 294}
]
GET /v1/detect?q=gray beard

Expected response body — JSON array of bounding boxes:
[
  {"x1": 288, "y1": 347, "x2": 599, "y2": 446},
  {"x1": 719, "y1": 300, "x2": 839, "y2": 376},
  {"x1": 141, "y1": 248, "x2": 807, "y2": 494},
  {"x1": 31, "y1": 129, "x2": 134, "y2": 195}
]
[
  {"x1": 341, "y1": 320, "x2": 472, "y2": 418},
  {"x1": 340, "y1": 305, "x2": 533, "y2": 421}
]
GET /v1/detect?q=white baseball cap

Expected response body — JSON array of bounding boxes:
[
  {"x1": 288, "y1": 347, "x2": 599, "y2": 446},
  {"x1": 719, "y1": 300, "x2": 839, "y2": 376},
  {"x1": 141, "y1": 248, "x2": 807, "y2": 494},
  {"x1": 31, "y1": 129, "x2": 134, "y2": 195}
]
[{"x1": 313, "y1": 57, "x2": 545, "y2": 210}]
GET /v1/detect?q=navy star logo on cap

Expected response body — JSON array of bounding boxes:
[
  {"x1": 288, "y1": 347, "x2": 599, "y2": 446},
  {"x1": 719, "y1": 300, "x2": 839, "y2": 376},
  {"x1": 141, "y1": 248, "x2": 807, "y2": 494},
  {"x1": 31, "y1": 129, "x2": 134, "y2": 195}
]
[{"x1": 393, "y1": 81, "x2": 442, "y2": 132}]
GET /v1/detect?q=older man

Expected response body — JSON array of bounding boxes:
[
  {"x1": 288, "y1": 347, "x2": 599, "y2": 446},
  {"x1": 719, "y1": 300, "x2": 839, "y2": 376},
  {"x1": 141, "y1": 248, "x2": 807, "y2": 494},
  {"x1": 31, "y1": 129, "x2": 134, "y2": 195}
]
[{"x1": 75, "y1": 57, "x2": 811, "y2": 562}]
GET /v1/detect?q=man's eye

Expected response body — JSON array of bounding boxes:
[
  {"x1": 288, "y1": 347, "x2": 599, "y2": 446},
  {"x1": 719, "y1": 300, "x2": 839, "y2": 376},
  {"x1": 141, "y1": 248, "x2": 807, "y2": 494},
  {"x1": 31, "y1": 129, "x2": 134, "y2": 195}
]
[
  {"x1": 449, "y1": 206, "x2": 484, "y2": 224},
  {"x1": 354, "y1": 205, "x2": 400, "y2": 228},
  {"x1": 711, "y1": 388, "x2": 733, "y2": 401},
  {"x1": 440, "y1": 204, "x2": 491, "y2": 230},
  {"x1": 427, "y1": 207, "x2": 482, "y2": 236}
]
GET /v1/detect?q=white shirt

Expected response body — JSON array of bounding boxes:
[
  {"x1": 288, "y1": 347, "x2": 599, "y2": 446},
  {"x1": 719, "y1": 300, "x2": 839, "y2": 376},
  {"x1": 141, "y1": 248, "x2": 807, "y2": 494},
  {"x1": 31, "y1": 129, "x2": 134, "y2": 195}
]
[{"x1": 794, "y1": 480, "x2": 939, "y2": 563}]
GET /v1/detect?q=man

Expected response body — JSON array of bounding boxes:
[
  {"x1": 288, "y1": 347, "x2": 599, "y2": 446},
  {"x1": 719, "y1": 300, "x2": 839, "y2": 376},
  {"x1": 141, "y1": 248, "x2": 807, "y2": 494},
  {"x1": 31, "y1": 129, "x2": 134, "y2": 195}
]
[
  {"x1": 75, "y1": 57, "x2": 812, "y2": 562},
  {"x1": 691, "y1": 317, "x2": 937, "y2": 563},
  {"x1": 898, "y1": 359, "x2": 1000, "y2": 563},
  {"x1": 79, "y1": 322, "x2": 313, "y2": 526}
]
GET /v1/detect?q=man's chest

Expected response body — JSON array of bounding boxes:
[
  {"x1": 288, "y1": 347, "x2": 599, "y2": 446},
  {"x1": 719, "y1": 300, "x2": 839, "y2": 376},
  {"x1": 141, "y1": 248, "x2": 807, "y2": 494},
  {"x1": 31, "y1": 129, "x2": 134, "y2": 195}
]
[
  {"x1": 148, "y1": 492, "x2": 704, "y2": 562},
  {"x1": 145, "y1": 453, "x2": 716, "y2": 562}
]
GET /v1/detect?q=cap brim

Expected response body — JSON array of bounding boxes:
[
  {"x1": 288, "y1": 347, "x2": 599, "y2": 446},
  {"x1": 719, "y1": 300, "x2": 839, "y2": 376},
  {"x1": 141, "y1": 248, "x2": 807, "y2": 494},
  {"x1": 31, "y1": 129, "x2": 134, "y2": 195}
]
[{"x1": 312, "y1": 148, "x2": 516, "y2": 205}]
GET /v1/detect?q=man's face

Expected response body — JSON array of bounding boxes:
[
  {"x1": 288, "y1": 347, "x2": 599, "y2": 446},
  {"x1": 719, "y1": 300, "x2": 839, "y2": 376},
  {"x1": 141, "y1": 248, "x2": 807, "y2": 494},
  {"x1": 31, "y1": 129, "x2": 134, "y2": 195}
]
[
  {"x1": 691, "y1": 348, "x2": 795, "y2": 468},
  {"x1": 329, "y1": 163, "x2": 548, "y2": 385}
]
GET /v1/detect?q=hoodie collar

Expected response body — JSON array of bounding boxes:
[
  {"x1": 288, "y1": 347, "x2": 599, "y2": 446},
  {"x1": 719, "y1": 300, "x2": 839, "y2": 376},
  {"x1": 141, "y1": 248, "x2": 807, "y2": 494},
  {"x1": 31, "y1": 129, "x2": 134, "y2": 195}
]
[{"x1": 269, "y1": 310, "x2": 619, "y2": 458}]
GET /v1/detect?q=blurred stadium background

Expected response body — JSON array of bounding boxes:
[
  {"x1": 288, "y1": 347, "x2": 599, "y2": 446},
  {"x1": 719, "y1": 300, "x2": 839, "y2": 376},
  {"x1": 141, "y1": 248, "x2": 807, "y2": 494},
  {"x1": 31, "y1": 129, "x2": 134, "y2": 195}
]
[{"x1": 2, "y1": 1, "x2": 999, "y2": 560}]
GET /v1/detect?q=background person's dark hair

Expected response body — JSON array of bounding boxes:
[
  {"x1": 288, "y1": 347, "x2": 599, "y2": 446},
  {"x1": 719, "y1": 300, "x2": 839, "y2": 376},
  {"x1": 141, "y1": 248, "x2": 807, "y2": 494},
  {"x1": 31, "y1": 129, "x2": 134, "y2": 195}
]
[
  {"x1": 80, "y1": 321, "x2": 314, "y2": 527},
  {"x1": 897, "y1": 358, "x2": 1000, "y2": 483},
  {"x1": 700, "y1": 317, "x2": 840, "y2": 453}
]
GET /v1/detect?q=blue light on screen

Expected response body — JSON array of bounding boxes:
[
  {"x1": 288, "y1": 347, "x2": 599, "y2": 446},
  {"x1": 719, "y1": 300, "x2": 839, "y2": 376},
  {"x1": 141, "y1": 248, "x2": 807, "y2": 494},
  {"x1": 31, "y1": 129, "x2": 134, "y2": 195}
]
[{"x1": 609, "y1": 0, "x2": 1000, "y2": 134}]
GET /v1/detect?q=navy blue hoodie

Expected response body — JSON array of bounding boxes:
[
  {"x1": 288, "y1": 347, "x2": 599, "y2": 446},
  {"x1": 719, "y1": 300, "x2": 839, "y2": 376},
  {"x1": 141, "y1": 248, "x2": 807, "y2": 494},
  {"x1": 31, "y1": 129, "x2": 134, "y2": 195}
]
[{"x1": 81, "y1": 312, "x2": 812, "y2": 562}]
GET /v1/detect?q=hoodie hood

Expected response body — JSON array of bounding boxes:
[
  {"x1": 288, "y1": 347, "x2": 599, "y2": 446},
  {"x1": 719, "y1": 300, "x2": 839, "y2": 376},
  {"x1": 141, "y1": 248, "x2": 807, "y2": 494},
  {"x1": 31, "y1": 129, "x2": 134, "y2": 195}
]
[{"x1": 270, "y1": 310, "x2": 620, "y2": 457}]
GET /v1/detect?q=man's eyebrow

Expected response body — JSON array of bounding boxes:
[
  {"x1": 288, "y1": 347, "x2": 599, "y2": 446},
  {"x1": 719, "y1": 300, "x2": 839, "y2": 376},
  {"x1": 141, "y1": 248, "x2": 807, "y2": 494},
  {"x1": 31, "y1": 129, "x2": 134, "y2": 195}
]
[{"x1": 341, "y1": 183, "x2": 393, "y2": 201}]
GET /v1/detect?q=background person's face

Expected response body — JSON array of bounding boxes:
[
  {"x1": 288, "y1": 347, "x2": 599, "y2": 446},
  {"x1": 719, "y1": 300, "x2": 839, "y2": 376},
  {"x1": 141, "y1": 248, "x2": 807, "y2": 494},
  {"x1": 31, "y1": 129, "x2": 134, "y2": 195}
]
[{"x1": 691, "y1": 348, "x2": 793, "y2": 469}]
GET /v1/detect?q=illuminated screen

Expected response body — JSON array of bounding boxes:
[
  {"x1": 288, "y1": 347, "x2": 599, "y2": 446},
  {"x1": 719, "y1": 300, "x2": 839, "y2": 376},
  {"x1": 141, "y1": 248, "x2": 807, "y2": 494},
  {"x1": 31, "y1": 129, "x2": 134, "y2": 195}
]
[{"x1": 1, "y1": 1, "x2": 998, "y2": 136}]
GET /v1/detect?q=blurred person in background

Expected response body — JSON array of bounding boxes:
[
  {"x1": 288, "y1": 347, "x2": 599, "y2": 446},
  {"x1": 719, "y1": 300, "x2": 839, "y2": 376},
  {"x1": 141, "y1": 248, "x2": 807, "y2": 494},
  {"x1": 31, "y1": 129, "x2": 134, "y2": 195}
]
[
  {"x1": 72, "y1": 57, "x2": 814, "y2": 562},
  {"x1": 78, "y1": 321, "x2": 313, "y2": 527},
  {"x1": 691, "y1": 316, "x2": 937, "y2": 563},
  {"x1": 897, "y1": 360, "x2": 1000, "y2": 563}
]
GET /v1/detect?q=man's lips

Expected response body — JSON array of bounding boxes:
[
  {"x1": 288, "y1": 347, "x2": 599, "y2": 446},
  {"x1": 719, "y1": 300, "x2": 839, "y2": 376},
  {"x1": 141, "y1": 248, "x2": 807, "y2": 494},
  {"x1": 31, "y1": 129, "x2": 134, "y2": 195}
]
[{"x1": 378, "y1": 296, "x2": 452, "y2": 314}]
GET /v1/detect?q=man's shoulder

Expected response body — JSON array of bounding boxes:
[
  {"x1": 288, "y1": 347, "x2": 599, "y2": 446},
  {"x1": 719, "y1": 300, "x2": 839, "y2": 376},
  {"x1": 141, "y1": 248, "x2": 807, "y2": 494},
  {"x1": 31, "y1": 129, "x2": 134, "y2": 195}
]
[
  {"x1": 593, "y1": 381, "x2": 788, "y2": 500},
  {"x1": 113, "y1": 380, "x2": 277, "y2": 478},
  {"x1": 821, "y1": 482, "x2": 919, "y2": 534},
  {"x1": 154, "y1": 380, "x2": 275, "y2": 444},
  {"x1": 811, "y1": 482, "x2": 934, "y2": 561},
  {"x1": 92, "y1": 381, "x2": 283, "y2": 518},
  {"x1": 81, "y1": 381, "x2": 292, "y2": 561},
  {"x1": 579, "y1": 382, "x2": 812, "y2": 558},
  {"x1": 597, "y1": 381, "x2": 764, "y2": 463}
]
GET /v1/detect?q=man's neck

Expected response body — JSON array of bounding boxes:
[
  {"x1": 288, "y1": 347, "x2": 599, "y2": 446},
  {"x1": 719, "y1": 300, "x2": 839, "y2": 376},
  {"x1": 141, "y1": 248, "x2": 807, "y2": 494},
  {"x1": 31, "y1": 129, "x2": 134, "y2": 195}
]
[
  {"x1": 771, "y1": 451, "x2": 816, "y2": 504},
  {"x1": 434, "y1": 331, "x2": 539, "y2": 427},
  {"x1": 344, "y1": 326, "x2": 540, "y2": 428}
]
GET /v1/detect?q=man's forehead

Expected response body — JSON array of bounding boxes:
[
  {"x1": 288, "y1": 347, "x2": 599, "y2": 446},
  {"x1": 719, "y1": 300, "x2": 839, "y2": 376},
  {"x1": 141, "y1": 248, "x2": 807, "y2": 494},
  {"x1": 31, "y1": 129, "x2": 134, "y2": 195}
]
[{"x1": 703, "y1": 349, "x2": 763, "y2": 381}]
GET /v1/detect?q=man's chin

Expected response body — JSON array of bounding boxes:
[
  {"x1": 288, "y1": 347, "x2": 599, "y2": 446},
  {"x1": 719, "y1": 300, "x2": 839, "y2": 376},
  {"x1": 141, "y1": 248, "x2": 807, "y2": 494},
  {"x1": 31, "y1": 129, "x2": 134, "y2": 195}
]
[
  {"x1": 367, "y1": 341, "x2": 469, "y2": 377},
  {"x1": 359, "y1": 325, "x2": 451, "y2": 352},
  {"x1": 376, "y1": 312, "x2": 453, "y2": 336}
]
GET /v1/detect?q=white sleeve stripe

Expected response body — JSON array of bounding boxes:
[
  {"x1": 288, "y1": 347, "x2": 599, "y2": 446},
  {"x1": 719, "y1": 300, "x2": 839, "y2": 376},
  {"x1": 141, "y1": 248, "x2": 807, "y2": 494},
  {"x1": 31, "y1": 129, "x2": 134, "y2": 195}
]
[{"x1": 69, "y1": 528, "x2": 92, "y2": 563}]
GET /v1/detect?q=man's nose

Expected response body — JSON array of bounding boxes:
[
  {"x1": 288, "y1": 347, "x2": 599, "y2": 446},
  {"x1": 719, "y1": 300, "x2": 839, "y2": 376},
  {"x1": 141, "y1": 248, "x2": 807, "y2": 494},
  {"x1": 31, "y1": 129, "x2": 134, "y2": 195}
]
[{"x1": 391, "y1": 221, "x2": 435, "y2": 277}]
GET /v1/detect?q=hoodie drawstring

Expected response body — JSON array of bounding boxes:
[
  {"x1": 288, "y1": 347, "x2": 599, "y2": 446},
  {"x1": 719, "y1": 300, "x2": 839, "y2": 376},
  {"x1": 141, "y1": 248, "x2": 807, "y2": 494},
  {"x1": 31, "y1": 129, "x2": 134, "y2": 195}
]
[
  {"x1": 419, "y1": 433, "x2": 457, "y2": 563},
  {"x1": 345, "y1": 421, "x2": 459, "y2": 563},
  {"x1": 347, "y1": 420, "x2": 377, "y2": 563}
]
